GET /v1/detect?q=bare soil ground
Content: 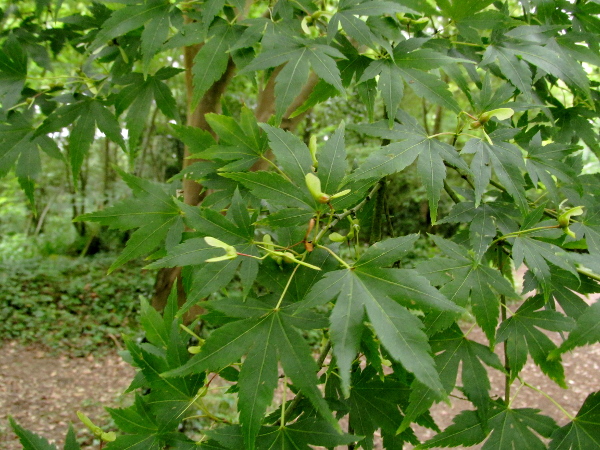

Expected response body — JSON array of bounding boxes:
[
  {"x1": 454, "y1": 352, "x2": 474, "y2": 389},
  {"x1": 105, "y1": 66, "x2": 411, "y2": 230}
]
[{"x1": 0, "y1": 342, "x2": 134, "y2": 449}]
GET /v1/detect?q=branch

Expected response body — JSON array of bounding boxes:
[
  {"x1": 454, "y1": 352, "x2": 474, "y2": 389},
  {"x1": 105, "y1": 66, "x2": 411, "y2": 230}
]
[{"x1": 313, "y1": 180, "x2": 384, "y2": 244}]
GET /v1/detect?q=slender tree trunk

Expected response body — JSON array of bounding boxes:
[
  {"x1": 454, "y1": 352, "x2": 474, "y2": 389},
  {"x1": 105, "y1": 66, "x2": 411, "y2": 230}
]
[{"x1": 151, "y1": 50, "x2": 319, "y2": 317}]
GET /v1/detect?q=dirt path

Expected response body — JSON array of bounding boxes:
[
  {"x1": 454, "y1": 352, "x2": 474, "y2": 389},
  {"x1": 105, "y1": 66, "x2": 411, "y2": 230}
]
[{"x1": 0, "y1": 341, "x2": 134, "y2": 449}]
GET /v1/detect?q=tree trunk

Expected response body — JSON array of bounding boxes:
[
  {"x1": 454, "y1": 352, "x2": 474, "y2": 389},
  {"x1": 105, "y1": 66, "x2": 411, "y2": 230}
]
[{"x1": 151, "y1": 53, "x2": 319, "y2": 319}]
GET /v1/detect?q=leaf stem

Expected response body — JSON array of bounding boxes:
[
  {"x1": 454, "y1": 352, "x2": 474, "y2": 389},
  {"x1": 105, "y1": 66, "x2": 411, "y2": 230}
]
[
  {"x1": 491, "y1": 225, "x2": 560, "y2": 246},
  {"x1": 278, "y1": 340, "x2": 332, "y2": 425},
  {"x1": 443, "y1": 180, "x2": 461, "y2": 204},
  {"x1": 577, "y1": 267, "x2": 600, "y2": 283},
  {"x1": 316, "y1": 244, "x2": 351, "y2": 268},
  {"x1": 274, "y1": 263, "x2": 301, "y2": 310},
  {"x1": 498, "y1": 247, "x2": 511, "y2": 404},
  {"x1": 521, "y1": 381, "x2": 575, "y2": 421}
]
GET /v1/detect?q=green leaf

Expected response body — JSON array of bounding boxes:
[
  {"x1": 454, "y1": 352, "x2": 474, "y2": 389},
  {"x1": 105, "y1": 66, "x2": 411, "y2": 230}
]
[
  {"x1": 64, "y1": 424, "x2": 81, "y2": 450},
  {"x1": 0, "y1": 36, "x2": 27, "y2": 110},
  {"x1": 549, "y1": 391, "x2": 600, "y2": 449},
  {"x1": 308, "y1": 267, "x2": 443, "y2": 397},
  {"x1": 9, "y1": 417, "x2": 57, "y2": 450},
  {"x1": 238, "y1": 327, "x2": 278, "y2": 449},
  {"x1": 89, "y1": 0, "x2": 170, "y2": 52},
  {"x1": 551, "y1": 301, "x2": 600, "y2": 358},
  {"x1": 317, "y1": 122, "x2": 347, "y2": 193},
  {"x1": 483, "y1": 46, "x2": 533, "y2": 100},
  {"x1": 402, "y1": 324, "x2": 504, "y2": 432},
  {"x1": 0, "y1": 114, "x2": 40, "y2": 180},
  {"x1": 352, "y1": 119, "x2": 465, "y2": 222},
  {"x1": 421, "y1": 404, "x2": 557, "y2": 449},
  {"x1": 483, "y1": 406, "x2": 558, "y2": 449},
  {"x1": 259, "y1": 124, "x2": 313, "y2": 185},
  {"x1": 463, "y1": 138, "x2": 528, "y2": 214},
  {"x1": 222, "y1": 171, "x2": 315, "y2": 209},
  {"x1": 164, "y1": 317, "x2": 264, "y2": 377},
  {"x1": 418, "y1": 409, "x2": 486, "y2": 448},
  {"x1": 354, "y1": 234, "x2": 419, "y2": 268},
  {"x1": 469, "y1": 207, "x2": 496, "y2": 261},
  {"x1": 33, "y1": 100, "x2": 125, "y2": 182},
  {"x1": 398, "y1": 67, "x2": 461, "y2": 114},
  {"x1": 260, "y1": 208, "x2": 314, "y2": 228},
  {"x1": 141, "y1": 12, "x2": 170, "y2": 74},
  {"x1": 104, "y1": 434, "x2": 161, "y2": 450},
  {"x1": 435, "y1": 0, "x2": 495, "y2": 21},
  {"x1": 77, "y1": 170, "x2": 179, "y2": 272},
  {"x1": 395, "y1": 48, "x2": 474, "y2": 71},
  {"x1": 140, "y1": 297, "x2": 169, "y2": 348},
  {"x1": 192, "y1": 20, "x2": 236, "y2": 108},
  {"x1": 151, "y1": 78, "x2": 180, "y2": 122},
  {"x1": 343, "y1": 366, "x2": 417, "y2": 449},
  {"x1": 146, "y1": 237, "x2": 220, "y2": 269},
  {"x1": 497, "y1": 296, "x2": 575, "y2": 387},
  {"x1": 417, "y1": 235, "x2": 517, "y2": 343},
  {"x1": 512, "y1": 236, "x2": 578, "y2": 297},
  {"x1": 274, "y1": 48, "x2": 310, "y2": 121},
  {"x1": 504, "y1": 42, "x2": 591, "y2": 101}
]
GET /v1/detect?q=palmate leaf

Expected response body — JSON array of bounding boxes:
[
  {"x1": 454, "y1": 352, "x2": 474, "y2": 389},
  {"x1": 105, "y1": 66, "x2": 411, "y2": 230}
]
[
  {"x1": 400, "y1": 324, "x2": 504, "y2": 432},
  {"x1": 551, "y1": 301, "x2": 600, "y2": 359},
  {"x1": 416, "y1": 235, "x2": 518, "y2": 343},
  {"x1": 549, "y1": 391, "x2": 600, "y2": 449},
  {"x1": 462, "y1": 138, "x2": 528, "y2": 214},
  {"x1": 435, "y1": 0, "x2": 495, "y2": 21},
  {"x1": 359, "y1": 59, "x2": 404, "y2": 127},
  {"x1": 33, "y1": 98, "x2": 126, "y2": 181},
  {"x1": 0, "y1": 113, "x2": 61, "y2": 204},
  {"x1": 222, "y1": 171, "x2": 316, "y2": 209},
  {"x1": 205, "y1": 420, "x2": 358, "y2": 449},
  {"x1": 302, "y1": 260, "x2": 459, "y2": 397},
  {"x1": 259, "y1": 124, "x2": 313, "y2": 185},
  {"x1": 482, "y1": 45, "x2": 533, "y2": 100},
  {"x1": 420, "y1": 403, "x2": 558, "y2": 449},
  {"x1": 317, "y1": 121, "x2": 347, "y2": 193},
  {"x1": 351, "y1": 115, "x2": 467, "y2": 222},
  {"x1": 328, "y1": 0, "x2": 414, "y2": 53},
  {"x1": 523, "y1": 134, "x2": 579, "y2": 202},
  {"x1": 76, "y1": 169, "x2": 180, "y2": 272},
  {"x1": 88, "y1": 0, "x2": 170, "y2": 53},
  {"x1": 192, "y1": 19, "x2": 239, "y2": 107},
  {"x1": 502, "y1": 40, "x2": 592, "y2": 102},
  {"x1": 242, "y1": 37, "x2": 344, "y2": 120},
  {"x1": 114, "y1": 73, "x2": 179, "y2": 151},
  {"x1": 0, "y1": 35, "x2": 27, "y2": 110},
  {"x1": 497, "y1": 296, "x2": 575, "y2": 387},
  {"x1": 333, "y1": 366, "x2": 419, "y2": 450},
  {"x1": 397, "y1": 67, "x2": 461, "y2": 114},
  {"x1": 193, "y1": 109, "x2": 267, "y2": 171},
  {"x1": 512, "y1": 234, "x2": 578, "y2": 297},
  {"x1": 148, "y1": 200, "x2": 258, "y2": 316},
  {"x1": 163, "y1": 302, "x2": 338, "y2": 449}
]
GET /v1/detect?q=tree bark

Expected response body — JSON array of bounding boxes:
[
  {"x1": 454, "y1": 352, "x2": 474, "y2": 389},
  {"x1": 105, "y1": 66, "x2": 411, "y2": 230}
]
[{"x1": 151, "y1": 55, "x2": 319, "y2": 319}]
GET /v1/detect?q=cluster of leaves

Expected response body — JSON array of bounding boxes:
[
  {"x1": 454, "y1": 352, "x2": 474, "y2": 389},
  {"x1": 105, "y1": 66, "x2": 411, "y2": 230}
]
[
  {"x1": 0, "y1": 255, "x2": 154, "y2": 355},
  {"x1": 3, "y1": 0, "x2": 600, "y2": 449}
]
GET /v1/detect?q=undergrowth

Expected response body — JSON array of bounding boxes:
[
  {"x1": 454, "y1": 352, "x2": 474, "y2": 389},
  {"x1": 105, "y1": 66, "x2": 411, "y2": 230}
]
[{"x1": 0, "y1": 255, "x2": 154, "y2": 356}]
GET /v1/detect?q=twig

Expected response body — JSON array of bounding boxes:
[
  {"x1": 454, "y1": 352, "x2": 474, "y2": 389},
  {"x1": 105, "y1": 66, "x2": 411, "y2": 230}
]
[
  {"x1": 278, "y1": 341, "x2": 332, "y2": 425},
  {"x1": 313, "y1": 181, "x2": 384, "y2": 244}
]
